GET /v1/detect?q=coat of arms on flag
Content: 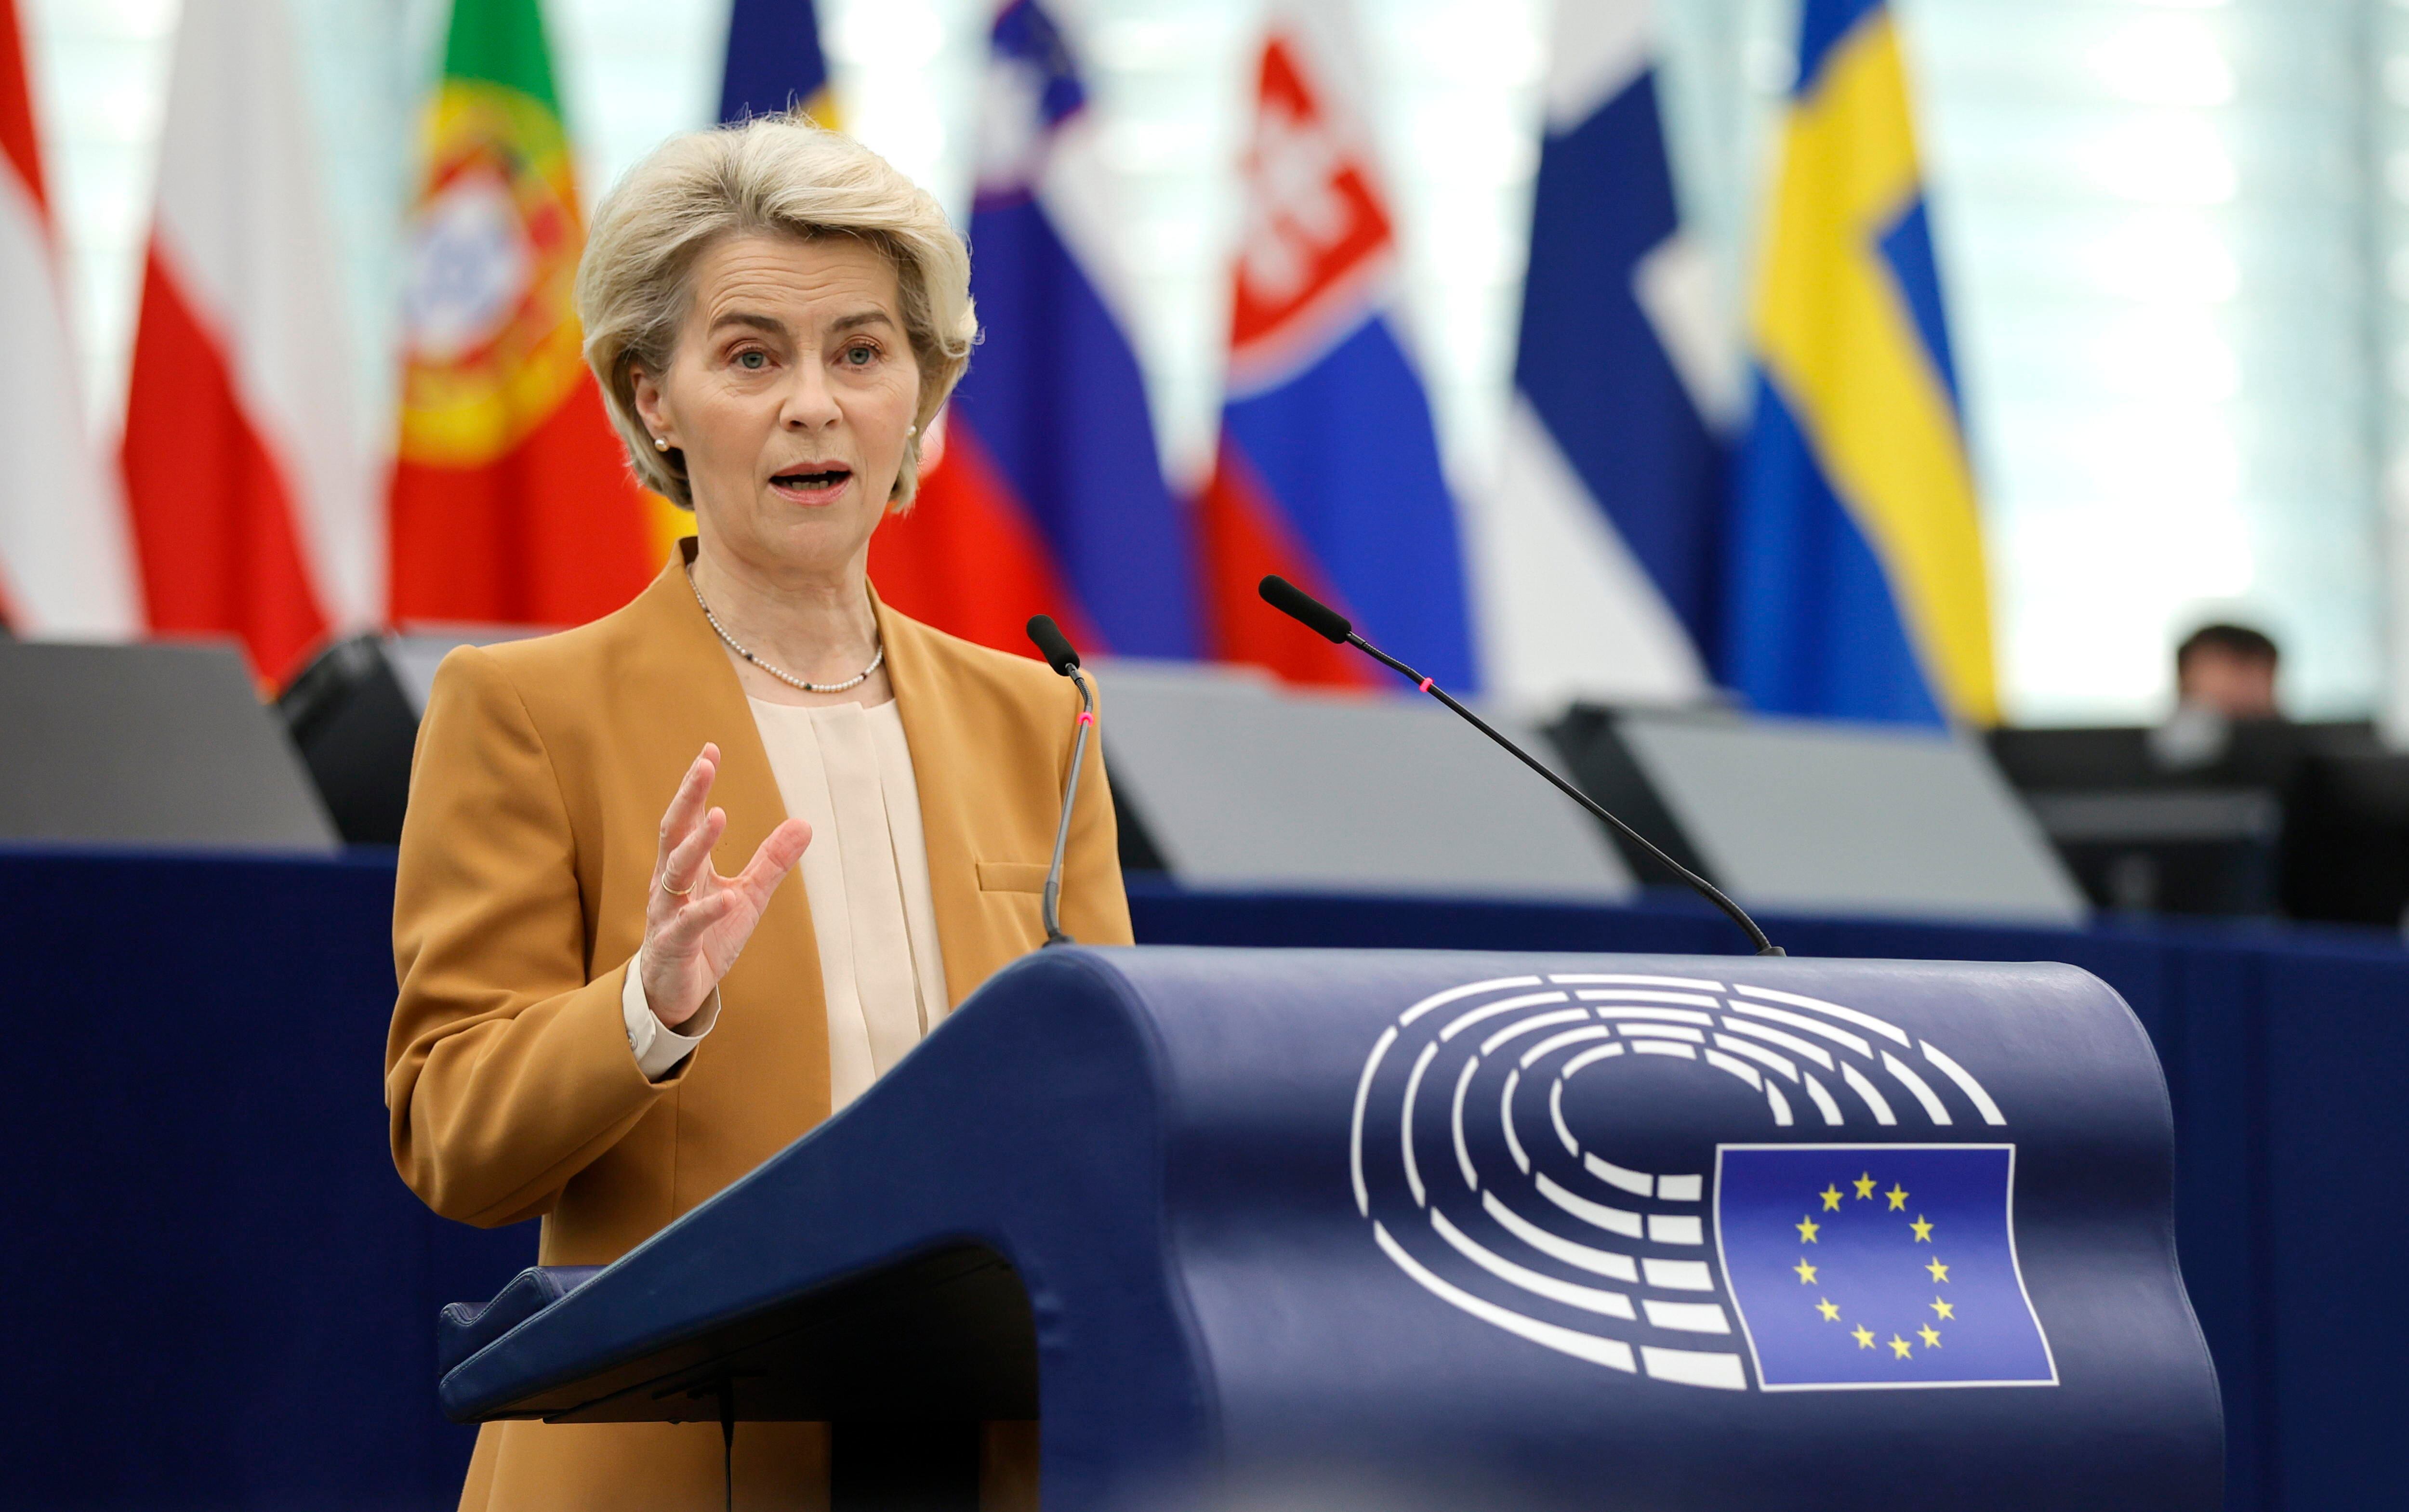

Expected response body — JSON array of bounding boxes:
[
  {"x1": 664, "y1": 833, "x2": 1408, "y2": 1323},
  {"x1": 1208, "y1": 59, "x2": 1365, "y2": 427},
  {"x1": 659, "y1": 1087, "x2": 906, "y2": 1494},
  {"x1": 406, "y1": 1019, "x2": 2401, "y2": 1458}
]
[{"x1": 1715, "y1": 1144, "x2": 2056, "y2": 1390}]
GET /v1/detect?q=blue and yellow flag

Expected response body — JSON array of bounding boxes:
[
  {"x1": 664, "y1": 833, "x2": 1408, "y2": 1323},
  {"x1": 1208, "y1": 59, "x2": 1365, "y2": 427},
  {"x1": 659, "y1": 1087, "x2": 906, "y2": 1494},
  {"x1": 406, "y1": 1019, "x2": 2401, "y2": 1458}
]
[{"x1": 1726, "y1": 0, "x2": 1994, "y2": 725}]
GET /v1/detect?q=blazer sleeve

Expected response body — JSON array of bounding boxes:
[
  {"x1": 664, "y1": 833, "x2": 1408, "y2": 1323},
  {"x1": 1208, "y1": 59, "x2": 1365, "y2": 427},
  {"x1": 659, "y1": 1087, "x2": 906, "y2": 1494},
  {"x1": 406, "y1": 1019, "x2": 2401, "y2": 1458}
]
[
  {"x1": 1061, "y1": 671, "x2": 1136, "y2": 947},
  {"x1": 385, "y1": 645, "x2": 678, "y2": 1228}
]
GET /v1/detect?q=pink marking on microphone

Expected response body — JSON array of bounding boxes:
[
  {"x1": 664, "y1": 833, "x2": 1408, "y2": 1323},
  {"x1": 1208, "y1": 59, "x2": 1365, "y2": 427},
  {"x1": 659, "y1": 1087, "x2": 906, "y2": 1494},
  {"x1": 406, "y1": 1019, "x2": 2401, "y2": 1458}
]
[
  {"x1": 1418, "y1": 678, "x2": 1433, "y2": 694},
  {"x1": 1077, "y1": 711, "x2": 1096, "y2": 727}
]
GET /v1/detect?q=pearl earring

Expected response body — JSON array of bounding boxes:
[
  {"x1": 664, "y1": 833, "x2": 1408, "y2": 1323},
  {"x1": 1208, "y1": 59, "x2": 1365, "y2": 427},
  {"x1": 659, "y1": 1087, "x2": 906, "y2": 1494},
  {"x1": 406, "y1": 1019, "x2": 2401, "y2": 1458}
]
[
  {"x1": 907, "y1": 424, "x2": 918, "y2": 437},
  {"x1": 653, "y1": 436, "x2": 671, "y2": 453}
]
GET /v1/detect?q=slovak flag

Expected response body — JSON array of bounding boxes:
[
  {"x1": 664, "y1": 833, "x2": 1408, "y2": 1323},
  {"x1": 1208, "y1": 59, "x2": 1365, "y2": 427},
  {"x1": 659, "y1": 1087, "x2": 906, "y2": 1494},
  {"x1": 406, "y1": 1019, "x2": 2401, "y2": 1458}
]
[
  {"x1": 872, "y1": 0, "x2": 1196, "y2": 659},
  {"x1": 1196, "y1": 0, "x2": 1475, "y2": 691},
  {"x1": 1475, "y1": 0, "x2": 1731, "y2": 706}
]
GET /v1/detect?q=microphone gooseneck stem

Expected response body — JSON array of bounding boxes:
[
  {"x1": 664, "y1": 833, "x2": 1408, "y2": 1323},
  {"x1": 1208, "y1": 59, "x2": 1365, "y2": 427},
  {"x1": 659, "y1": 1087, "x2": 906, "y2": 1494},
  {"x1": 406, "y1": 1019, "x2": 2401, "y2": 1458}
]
[
  {"x1": 1347, "y1": 634, "x2": 1784, "y2": 958},
  {"x1": 1041, "y1": 667, "x2": 1095, "y2": 947}
]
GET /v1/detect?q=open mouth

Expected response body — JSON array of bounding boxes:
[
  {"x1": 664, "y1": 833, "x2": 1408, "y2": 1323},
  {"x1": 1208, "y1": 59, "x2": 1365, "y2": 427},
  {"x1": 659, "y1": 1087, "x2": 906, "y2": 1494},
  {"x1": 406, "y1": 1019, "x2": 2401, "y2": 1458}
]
[{"x1": 770, "y1": 465, "x2": 851, "y2": 495}]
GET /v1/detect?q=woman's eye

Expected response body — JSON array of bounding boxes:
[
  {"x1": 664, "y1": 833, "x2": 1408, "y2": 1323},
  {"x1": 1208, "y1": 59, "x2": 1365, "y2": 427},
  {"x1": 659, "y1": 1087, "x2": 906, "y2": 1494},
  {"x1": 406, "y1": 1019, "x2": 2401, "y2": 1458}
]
[
  {"x1": 736, "y1": 350, "x2": 768, "y2": 370},
  {"x1": 844, "y1": 344, "x2": 875, "y2": 366}
]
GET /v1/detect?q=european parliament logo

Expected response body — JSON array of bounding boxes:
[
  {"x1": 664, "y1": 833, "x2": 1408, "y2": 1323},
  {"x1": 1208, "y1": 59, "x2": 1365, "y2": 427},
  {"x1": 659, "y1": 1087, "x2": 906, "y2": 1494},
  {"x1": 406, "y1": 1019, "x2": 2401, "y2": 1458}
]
[
  {"x1": 1716, "y1": 1144, "x2": 2055, "y2": 1389},
  {"x1": 1352, "y1": 972, "x2": 2059, "y2": 1393}
]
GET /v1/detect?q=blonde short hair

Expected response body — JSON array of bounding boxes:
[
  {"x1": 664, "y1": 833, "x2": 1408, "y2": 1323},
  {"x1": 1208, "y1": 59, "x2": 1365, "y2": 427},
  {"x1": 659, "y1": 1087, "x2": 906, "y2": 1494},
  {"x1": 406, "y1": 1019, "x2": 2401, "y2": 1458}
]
[{"x1": 577, "y1": 114, "x2": 976, "y2": 508}]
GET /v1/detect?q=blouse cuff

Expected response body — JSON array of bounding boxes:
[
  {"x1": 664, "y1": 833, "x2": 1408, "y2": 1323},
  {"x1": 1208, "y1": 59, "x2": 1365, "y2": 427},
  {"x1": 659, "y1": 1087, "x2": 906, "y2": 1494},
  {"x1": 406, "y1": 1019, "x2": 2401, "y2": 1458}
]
[{"x1": 621, "y1": 950, "x2": 720, "y2": 1082}]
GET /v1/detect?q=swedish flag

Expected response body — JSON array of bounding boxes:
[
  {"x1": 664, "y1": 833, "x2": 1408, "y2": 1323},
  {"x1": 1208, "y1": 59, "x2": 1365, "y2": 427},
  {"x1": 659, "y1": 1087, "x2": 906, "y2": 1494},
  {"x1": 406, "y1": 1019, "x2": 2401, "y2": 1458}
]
[
  {"x1": 1715, "y1": 1145, "x2": 2055, "y2": 1389},
  {"x1": 1726, "y1": 0, "x2": 1994, "y2": 725}
]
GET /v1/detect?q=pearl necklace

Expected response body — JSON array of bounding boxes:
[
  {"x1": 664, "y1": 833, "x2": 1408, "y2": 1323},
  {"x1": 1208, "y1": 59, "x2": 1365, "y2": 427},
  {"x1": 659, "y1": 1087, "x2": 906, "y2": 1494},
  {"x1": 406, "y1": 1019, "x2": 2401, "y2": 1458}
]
[{"x1": 687, "y1": 570, "x2": 885, "y2": 695}]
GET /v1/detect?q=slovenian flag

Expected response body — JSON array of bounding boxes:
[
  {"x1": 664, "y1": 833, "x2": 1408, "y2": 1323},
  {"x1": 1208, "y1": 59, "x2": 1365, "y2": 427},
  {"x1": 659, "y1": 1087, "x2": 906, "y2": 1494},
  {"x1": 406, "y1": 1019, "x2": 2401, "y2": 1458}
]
[
  {"x1": 1196, "y1": 0, "x2": 1474, "y2": 691},
  {"x1": 1477, "y1": 0, "x2": 1727, "y2": 707},
  {"x1": 1727, "y1": 0, "x2": 1995, "y2": 725},
  {"x1": 873, "y1": 0, "x2": 1196, "y2": 659}
]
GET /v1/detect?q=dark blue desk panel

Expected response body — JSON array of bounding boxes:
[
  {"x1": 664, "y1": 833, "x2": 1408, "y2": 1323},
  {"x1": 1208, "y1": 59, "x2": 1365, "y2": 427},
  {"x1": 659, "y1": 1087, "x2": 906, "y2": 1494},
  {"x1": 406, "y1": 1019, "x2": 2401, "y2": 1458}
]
[
  {"x1": 4, "y1": 850, "x2": 2401, "y2": 1509},
  {"x1": 442, "y1": 947, "x2": 2219, "y2": 1511}
]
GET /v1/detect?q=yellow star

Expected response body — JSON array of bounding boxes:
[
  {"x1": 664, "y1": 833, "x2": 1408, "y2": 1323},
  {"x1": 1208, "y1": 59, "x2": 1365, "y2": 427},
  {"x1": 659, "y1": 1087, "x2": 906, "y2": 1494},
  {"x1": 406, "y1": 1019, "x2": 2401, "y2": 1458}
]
[
  {"x1": 1919, "y1": 1325, "x2": 1943, "y2": 1349},
  {"x1": 1852, "y1": 1325, "x2": 1876, "y2": 1349},
  {"x1": 1796, "y1": 1215, "x2": 1821, "y2": 1243},
  {"x1": 1886, "y1": 1184, "x2": 1909, "y2": 1211},
  {"x1": 1853, "y1": 1172, "x2": 1877, "y2": 1199},
  {"x1": 1927, "y1": 1257, "x2": 1950, "y2": 1283},
  {"x1": 1889, "y1": 1334, "x2": 1913, "y2": 1359},
  {"x1": 1910, "y1": 1215, "x2": 1934, "y2": 1242},
  {"x1": 1931, "y1": 1298, "x2": 1955, "y2": 1320},
  {"x1": 1816, "y1": 1297, "x2": 1841, "y2": 1322},
  {"x1": 1793, "y1": 1258, "x2": 1818, "y2": 1284},
  {"x1": 1819, "y1": 1183, "x2": 1843, "y2": 1211}
]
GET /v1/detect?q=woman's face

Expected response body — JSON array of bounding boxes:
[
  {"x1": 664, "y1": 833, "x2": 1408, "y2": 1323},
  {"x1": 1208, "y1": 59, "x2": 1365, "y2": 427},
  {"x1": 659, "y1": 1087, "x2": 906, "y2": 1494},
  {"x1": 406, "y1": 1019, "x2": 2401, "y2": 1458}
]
[{"x1": 634, "y1": 231, "x2": 922, "y2": 580}]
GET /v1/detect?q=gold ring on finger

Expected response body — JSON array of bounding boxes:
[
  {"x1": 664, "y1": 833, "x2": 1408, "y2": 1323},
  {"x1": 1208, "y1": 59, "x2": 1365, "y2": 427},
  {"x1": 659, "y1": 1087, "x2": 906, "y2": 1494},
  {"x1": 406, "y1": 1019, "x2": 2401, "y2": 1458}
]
[{"x1": 659, "y1": 875, "x2": 695, "y2": 896}]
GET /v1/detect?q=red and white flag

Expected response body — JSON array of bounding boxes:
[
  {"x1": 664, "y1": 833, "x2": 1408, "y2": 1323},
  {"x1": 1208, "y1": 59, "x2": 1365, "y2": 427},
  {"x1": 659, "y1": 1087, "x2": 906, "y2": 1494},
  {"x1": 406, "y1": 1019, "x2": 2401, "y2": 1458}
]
[
  {"x1": 0, "y1": 0, "x2": 140, "y2": 636},
  {"x1": 122, "y1": 0, "x2": 372, "y2": 682}
]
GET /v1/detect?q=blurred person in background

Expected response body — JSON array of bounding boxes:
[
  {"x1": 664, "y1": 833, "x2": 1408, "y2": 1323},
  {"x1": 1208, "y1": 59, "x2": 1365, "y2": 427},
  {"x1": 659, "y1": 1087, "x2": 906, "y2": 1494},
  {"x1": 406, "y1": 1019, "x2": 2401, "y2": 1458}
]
[
  {"x1": 2151, "y1": 621, "x2": 2284, "y2": 773},
  {"x1": 384, "y1": 115, "x2": 1124, "y2": 1511},
  {"x1": 2176, "y1": 622, "x2": 2282, "y2": 721}
]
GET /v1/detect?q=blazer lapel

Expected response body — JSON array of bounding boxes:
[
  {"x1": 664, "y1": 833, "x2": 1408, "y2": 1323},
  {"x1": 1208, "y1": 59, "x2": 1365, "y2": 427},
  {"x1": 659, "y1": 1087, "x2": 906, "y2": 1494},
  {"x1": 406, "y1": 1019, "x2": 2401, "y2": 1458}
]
[
  {"x1": 872, "y1": 584, "x2": 994, "y2": 1011},
  {"x1": 628, "y1": 543, "x2": 829, "y2": 1121}
]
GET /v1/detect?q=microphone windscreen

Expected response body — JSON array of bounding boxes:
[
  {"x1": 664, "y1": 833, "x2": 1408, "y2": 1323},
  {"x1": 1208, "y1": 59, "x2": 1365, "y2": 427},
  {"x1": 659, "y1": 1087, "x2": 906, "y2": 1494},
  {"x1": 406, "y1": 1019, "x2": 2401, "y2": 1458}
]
[
  {"x1": 1258, "y1": 575, "x2": 1352, "y2": 643},
  {"x1": 1025, "y1": 614, "x2": 1081, "y2": 674}
]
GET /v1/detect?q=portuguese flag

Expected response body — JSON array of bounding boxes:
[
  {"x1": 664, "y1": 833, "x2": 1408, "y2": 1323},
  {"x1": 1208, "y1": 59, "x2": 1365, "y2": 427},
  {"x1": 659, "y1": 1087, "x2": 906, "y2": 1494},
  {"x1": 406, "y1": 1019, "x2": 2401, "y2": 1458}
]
[{"x1": 387, "y1": 0, "x2": 673, "y2": 628}]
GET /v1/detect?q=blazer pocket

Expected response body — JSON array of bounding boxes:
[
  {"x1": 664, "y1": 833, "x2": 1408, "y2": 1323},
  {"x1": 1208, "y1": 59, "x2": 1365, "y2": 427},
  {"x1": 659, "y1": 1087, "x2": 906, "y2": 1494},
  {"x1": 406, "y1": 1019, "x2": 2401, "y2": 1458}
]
[{"x1": 977, "y1": 860, "x2": 1051, "y2": 894}]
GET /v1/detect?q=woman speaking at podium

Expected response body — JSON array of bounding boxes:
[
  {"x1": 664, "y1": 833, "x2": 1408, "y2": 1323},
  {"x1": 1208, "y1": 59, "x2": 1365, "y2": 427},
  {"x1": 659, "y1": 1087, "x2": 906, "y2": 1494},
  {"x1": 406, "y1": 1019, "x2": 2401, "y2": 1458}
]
[{"x1": 384, "y1": 116, "x2": 1130, "y2": 1510}]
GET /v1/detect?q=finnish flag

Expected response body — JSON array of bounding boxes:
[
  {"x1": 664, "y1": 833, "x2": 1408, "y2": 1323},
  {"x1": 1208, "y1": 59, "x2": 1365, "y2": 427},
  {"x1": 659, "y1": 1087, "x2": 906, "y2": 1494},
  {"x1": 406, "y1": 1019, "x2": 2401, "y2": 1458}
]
[{"x1": 1472, "y1": 0, "x2": 1736, "y2": 708}]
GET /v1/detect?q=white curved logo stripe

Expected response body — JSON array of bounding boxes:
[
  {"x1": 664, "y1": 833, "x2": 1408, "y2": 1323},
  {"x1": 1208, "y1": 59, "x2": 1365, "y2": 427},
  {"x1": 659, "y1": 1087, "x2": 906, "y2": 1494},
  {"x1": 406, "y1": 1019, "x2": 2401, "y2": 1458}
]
[
  {"x1": 1440, "y1": 991, "x2": 1571, "y2": 1041},
  {"x1": 1401, "y1": 1040, "x2": 1442, "y2": 1206},
  {"x1": 1450, "y1": 1056, "x2": 1482, "y2": 1190},
  {"x1": 1920, "y1": 1040, "x2": 2008, "y2": 1125},
  {"x1": 1357, "y1": 973, "x2": 2012, "y2": 1391},
  {"x1": 1882, "y1": 1051, "x2": 1952, "y2": 1125},
  {"x1": 1714, "y1": 1035, "x2": 1800, "y2": 1082},
  {"x1": 1376, "y1": 1222, "x2": 1639, "y2": 1374},
  {"x1": 1588, "y1": 1004, "x2": 1716, "y2": 1025},
  {"x1": 1402, "y1": 976, "x2": 1547, "y2": 1026},
  {"x1": 1733, "y1": 984, "x2": 1911, "y2": 1046},
  {"x1": 1522, "y1": 1025, "x2": 1614, "y2": 1068},
  {"x1": 1572, "y1": 989, "x2": 1722, "y2": 1010},
  {"x1": 1720, "y1": 1017, "x2": 1835, "y2": 1071},
  {"x1": 1549, "y1": 974, "x2": 1726, "y2": 990},
  {"x1": 1728, "y1": 1000, "x2": 1873, "y2": 1059},
  {"x1": 1481, "y1": 1008, "x2": 1589, "y2": 1056},
  {"x1": 1840, "y1": 1063, "x2": 1898, "y2": 1125}
]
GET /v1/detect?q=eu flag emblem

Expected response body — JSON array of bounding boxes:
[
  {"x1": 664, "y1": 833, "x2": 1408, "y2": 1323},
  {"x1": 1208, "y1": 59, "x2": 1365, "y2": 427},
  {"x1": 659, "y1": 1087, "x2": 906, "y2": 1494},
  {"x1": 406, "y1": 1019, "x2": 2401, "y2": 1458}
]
[{"x1": 1714, "y1": 1144, "x2": 2056, "y2": 1390}]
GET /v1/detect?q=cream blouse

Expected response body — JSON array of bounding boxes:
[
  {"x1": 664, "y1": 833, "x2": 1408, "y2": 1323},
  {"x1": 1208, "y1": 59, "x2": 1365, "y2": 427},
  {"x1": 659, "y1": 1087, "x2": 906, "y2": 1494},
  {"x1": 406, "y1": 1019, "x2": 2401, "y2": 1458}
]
[{"x1": 621, "y1": 697, "x2": 950, "y2": 1111}]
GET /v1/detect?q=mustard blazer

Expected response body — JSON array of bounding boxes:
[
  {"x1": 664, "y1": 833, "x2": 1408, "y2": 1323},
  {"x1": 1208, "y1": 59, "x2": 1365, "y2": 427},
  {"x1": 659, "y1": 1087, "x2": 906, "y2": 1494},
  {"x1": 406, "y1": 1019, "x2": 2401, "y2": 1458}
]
[{"x1": 386, "y1": 549, "x2": 1130, "y2": 1510}]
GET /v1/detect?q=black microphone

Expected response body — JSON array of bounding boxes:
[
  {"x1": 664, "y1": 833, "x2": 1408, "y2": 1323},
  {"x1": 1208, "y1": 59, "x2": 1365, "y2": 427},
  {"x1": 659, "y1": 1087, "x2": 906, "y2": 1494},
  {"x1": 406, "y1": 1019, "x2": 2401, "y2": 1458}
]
[
  {"x1": 1027, "y1": 613, "x2": 1081, "y2": 676},
  {"x1": 1026, "y1": 615, "x2": 1096, "y2": 947},
  {"x1": 1255, "y1": 576, "x2": 1783, "y2": 957}
]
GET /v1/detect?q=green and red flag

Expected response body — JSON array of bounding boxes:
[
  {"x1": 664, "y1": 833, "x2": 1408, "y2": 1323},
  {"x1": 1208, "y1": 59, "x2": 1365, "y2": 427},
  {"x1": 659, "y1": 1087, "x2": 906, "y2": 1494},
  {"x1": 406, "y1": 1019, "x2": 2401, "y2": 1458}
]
[{"x1": 388, "y1": 0, "x2": 677, "y2": 628}]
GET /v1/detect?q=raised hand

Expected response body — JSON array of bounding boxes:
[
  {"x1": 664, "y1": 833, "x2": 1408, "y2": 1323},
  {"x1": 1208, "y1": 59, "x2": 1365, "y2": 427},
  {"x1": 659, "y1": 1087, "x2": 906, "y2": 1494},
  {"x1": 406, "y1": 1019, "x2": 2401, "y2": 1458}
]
[{"x1": 639, "y1": 743, "x2": 811, "y2": 1027}]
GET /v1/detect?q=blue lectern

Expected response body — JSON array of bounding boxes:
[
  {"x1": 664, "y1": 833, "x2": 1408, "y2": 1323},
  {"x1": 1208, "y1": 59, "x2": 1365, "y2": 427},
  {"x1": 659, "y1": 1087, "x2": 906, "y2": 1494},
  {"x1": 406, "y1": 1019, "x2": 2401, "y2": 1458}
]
[{"x1": 439, "y1": 946, "x2": 2222, "y2": 1510}]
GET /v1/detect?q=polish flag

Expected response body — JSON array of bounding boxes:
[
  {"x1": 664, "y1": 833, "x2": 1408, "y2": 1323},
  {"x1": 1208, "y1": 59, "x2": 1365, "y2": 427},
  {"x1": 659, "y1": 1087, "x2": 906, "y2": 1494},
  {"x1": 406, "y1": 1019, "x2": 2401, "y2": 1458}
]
[
  {"x1": 121, "y1": 0, "x2": 372, "y2": 683},
  {"x1": 0, "y1": 0, "x2": 140, "y2": 636}
]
